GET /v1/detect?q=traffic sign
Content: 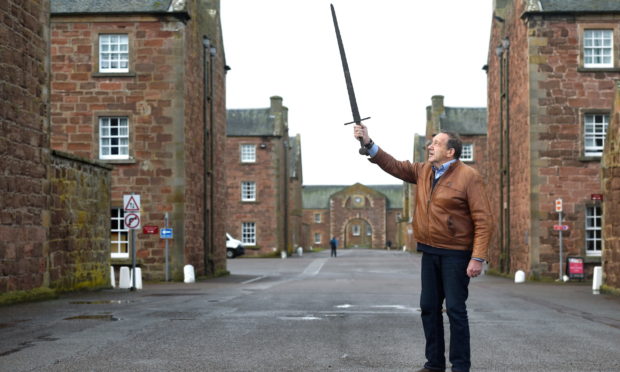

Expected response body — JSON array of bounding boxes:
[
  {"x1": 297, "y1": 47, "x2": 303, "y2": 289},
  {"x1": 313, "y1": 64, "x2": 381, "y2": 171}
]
[
  {"x1": 123, "y1": 195, "x2": 141, "y2": 211},
  {"x1": 124, "y1": 213, "x2": 141, "y2": 229},
  {"x1": 553, "y1": 224, "x2": 569, "y2": 231},
  {"x1": 143, "y1": 225, "x2": 159, "y2": 234},
  {"x1": 555, "y1": 198, "x2": 562, "y2": 212},
  {"x1": 160, "y1": 228, "x2": 173, "y2": 239}
]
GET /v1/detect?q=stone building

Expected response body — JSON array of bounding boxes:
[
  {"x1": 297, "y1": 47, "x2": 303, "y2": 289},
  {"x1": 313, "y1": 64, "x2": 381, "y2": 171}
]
[
  {"x1": 404, "y1": 96, "x2": 488, "y2": 251},
  {"x1": 49, "y1": 0, "x2": 228, "y2": 281},
  {"x1": 487, "y1": 0, "x2": 620, "y2": 278},
  {"x1": 302, "y1": 184, "x2": 403, "y2": 250},
  {"x1": 1, "y1": 0, "x2": 112, "y2": 298},
  {"x1": 225, "y1": 97, "x2": 303, "y2": 256},
  {"x1": 601, "y1": 82, "x2": 620, "y2": 292}
]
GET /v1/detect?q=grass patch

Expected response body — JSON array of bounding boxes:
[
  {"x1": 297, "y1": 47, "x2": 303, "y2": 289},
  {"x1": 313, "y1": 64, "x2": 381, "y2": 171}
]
[
  {"x1": 0, "y1": 287, "x2": 58, "y2": 306},
  {"x1": 601, "y1": 284, "x2": 620, "y2": 296}
]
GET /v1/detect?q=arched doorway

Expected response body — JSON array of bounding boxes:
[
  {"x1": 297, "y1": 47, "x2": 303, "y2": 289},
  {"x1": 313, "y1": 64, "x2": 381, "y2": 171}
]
[{"x1": 344, "y1": 218, "x2": 372, "y2": 248}]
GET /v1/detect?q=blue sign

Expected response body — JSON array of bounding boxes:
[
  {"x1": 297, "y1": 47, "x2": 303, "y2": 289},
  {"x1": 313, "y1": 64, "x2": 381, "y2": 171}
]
[{"x1": 160, "y1": 228, "x2": 173, "y2": 239}]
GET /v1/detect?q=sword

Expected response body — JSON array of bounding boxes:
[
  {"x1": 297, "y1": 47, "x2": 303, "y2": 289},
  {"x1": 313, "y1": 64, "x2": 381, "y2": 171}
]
[{"x1": 330, "y1": 4, "x2": 371, "y2": 155}]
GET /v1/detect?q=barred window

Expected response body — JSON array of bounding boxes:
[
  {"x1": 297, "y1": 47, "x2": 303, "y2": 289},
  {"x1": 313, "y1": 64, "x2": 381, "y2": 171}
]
[
  {"x1": 242, "y1": 222, "x2": 256, "y2": 245},
  {"x1": 240, "y1": 144, "x2": 256, "y2": 163},
  {"x1": 352, "y1": 224, "x2": 360, "y2": 236},
  {"x1": 241, "y1": 181, "x2": 256, "y2": 201},
  {"x1": 314, "y1": 233, "x2": 321, "y2": 244},
  {"x1": 111, "y1": 208, "x2": 129, "y2": 258},
  {"x1": 584, "y1": 114, "x2": 608, "y2": 157},
  {"x1": 99, "y1": 34, "x2": 129, "y2": 73},
  {"x1": 100, "y1": 117, "x2": 129, "y2": 159},
  {"x1": 584, "y1": 29, "x2": 613, "y2": 68},
  {"x1": 461, "y1": 144, "x2": 474, "y2": 162},
  {"x1": 585, "y1": 206, "x2": 602, "y2": 256}
]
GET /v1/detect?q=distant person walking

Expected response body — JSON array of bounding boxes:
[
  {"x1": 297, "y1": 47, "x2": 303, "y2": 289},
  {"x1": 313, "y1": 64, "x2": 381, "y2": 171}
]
[{"x1": 330, "y1": 237, "x2": 338, "y2": 257}]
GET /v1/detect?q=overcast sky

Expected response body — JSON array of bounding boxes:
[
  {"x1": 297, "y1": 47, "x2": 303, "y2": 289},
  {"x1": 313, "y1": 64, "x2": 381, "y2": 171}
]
[{"x1": 220, "y1": 0, "x2": 493, "y2": 185}]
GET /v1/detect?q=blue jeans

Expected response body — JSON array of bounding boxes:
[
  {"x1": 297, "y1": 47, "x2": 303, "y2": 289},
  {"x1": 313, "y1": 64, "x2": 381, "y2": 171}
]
[{"x1": 420, "y1": 252, "x2": 471, "y2": 372}]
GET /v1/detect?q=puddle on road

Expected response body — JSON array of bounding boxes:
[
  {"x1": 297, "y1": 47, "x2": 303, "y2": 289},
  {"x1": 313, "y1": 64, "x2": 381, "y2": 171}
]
[
  {"x1": 0, "y1": 319, "x2": 30, "y2": 329},
  {"x1": 64, "y1": 314, "x2": 120, "y2": 321},
  {"x1": 69, "y1": 300, "x2": 128, "y2": 305}
]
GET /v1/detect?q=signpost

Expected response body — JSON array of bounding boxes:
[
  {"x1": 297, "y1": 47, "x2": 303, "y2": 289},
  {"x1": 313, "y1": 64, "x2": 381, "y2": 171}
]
[
  {"x1": 555, "y1": 198, "x2": 564, "y2": 280},
  {"x1": 160, "y1": 213, "x2": 172, "y2": 281},
  {"x1": 124, "y1": 194, "x2": 141, "y2": 290}
]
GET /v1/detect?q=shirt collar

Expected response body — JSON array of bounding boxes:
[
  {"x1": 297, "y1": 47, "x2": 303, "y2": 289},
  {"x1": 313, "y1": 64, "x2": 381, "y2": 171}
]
[{"x1": 432, "y1": 159, "x2": 457, "y2": 178}]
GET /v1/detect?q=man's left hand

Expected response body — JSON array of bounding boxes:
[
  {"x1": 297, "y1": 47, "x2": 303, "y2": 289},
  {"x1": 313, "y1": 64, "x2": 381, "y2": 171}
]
[{"x1": 467, "y1": 259, "x2": 483, "y2": 278}]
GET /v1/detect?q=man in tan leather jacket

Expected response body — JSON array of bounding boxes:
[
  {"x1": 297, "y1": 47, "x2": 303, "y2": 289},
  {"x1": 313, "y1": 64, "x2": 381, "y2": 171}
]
[{"x1": 354, "y1": 124, "x2": 494, "y2": 372}]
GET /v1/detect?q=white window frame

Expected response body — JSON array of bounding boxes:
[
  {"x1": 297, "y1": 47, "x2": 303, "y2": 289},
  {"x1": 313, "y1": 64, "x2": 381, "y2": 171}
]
[
  {"x1": 583, "y1": 29, "x2": 613, "y2": 68},
  {"x1": 314, "y1": 213, "x2": 321, "y2": 223},
  {"x1": 242, "y1": 222, "x2": 256, "y2": 245},
  {"x1": 111, "y1": 208, "x2": 129, "y2": 258},
  {"x1": 461, "y1": 144, "x2": 474, "y2": 162},
  {"x1": 99, "y1": 34, "x2": 129, "y2": 73},
  {"x1": 585, "y1": 205, "x2": 602, "y2": 257},
  {"x1": 352, "y1": 224, "x2": 360, "y2": 236},
  {"x1": 314, "y1": 233, "x2": 321, "y2": 244},
  {"x1": 99, "y1": 117, "x2": 129, "y2": 160},
  {"x1": 240, "y1": 144, "x2": 256, "y2": 163},
  {"x1": 241, "y1": 181, "x2": 256, "y2": 201},
  {"x1": 584, "y1": 113, "x2": 609, "y2": 157}
]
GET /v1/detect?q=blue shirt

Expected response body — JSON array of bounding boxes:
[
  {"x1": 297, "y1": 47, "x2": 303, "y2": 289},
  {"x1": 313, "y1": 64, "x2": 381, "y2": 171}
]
[{"x1": 432, "y1": 159, "x2": 457, "y2": 179}]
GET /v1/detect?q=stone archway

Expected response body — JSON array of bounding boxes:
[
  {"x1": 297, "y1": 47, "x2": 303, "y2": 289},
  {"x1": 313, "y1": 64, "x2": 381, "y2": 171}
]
[{"x1": 344, "y1": 218, "x2": 372, "y2": 248}]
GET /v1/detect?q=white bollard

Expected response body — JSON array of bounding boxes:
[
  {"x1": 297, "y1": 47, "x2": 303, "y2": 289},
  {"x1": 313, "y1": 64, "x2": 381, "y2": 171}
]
[
  {"x1": 592, "y1": 266, "x2": 602, "y2": 294},
  {"x1": 118, "y1": 266, "x2": 131, "y2": 289},
  {"x1": 514, "y1": 270, "x2": 526, "y2": 284},
  {"x1": 129, "y1": 267, "x2": 143, "y2": 289},
  {"x1": 281, "y1": 251, "x2": 287, "y2": 259},
  {"x1": 110, "y1": 266, "x2": 116, "y2": 288},
  {"x1": 184, "y1": 264, "x2": 195, "y2": 283},
  {"x1": 297, "y1": 247, "x2": 303, "y2": 257}
]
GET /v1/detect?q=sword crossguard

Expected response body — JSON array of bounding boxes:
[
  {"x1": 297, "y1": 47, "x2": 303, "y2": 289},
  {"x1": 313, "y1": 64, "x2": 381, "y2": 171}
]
[{"x1": 343, "y1": 116, "x2": 371, "y2": 126}]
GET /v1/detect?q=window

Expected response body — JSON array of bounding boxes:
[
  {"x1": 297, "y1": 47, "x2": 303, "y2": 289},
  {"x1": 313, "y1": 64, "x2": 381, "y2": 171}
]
[
  {"x1": 461, "y1": 144, "x2": 474, "y2": 162},
  {"x1": 241, "y1": 181, "x2": 256, "y2": 201},
  {"x1": 584, "y1": 29, "x2": 613, "y2": 68},
  {"x1": 585, "y1": 205, "x2": 602, "y2": 256},
  {"x1": 240, "y1": 144, "x2": 256, "y2": 163},
  {"x1": 111, "y1": 208, "x2": 129, "y2": 258},
  {"x1": 366, "y1": 225, "x2": 372, "y2": 236},
  {"x1": 242, "y1": 222, "x2": 256, "y2": 245},
  {"x1": 584, "y1": 113, "x2": 609, "y2": 157},
  {"x1": 99, "y1": 34, "x2": 129, "y2": 73},
  {"x1": 100, "y1": 117, "x2": 129, "y2": 159},
  {"x1": 352, "y1": 224, "x2": 360, "y2": 236},
  {"x1": 314, "y1": 233, "x2": 321, "y2": 244},
  {"x1": 314, "y1": 213, "x2": 321, "y2": 223}
]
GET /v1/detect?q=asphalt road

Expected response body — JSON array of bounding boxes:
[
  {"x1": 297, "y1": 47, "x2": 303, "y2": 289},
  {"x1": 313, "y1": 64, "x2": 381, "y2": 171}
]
[{"x1": 1, "y1": 249, "x2": 619, "y2": 371}]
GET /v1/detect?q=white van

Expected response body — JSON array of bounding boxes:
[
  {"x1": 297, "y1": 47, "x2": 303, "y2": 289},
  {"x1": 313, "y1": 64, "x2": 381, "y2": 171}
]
[{"x1": 226, "y1": 233, "x2": 245, "y2": 259}]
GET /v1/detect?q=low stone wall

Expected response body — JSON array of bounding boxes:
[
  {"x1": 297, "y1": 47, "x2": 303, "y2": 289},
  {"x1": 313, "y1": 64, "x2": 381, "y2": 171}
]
[{"x1": 48, "y1": 151, "x2": 112, "y2": 291}]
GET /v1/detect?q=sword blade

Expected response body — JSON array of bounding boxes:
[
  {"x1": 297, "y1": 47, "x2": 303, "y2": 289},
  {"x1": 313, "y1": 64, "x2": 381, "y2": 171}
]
[{"x1": 331, "y1": 4, "x2": 369, "y2": 155}]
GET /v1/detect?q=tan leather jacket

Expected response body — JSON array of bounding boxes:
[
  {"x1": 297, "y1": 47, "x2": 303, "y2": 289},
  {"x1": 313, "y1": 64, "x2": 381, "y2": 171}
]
[{"x1": 370, "y1": 148, "x2": 494, "y2": 261}]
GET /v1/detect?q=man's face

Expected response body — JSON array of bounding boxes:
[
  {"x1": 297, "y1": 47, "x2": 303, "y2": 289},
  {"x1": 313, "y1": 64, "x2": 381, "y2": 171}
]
[{"x1": 427, "y1": 133, "x2": 454, "y2": 166}]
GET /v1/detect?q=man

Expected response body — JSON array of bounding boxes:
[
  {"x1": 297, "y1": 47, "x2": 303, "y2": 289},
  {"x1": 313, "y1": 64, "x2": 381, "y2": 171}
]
[
  {"x1": 353, "y1": 124, "x2": 493, "y2": 372},
  {"x1": 329, "y1": 236, "x2": 338, "y2": 257}
]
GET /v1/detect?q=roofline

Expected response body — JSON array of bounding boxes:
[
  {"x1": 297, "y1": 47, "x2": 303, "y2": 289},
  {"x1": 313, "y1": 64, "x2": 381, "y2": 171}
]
[
  {"x1": 522, "y1": 10, "x2": 620, "y2": 19},
  {"x1": 51, "y1": 10, "x2": 190, "y2": 21}
]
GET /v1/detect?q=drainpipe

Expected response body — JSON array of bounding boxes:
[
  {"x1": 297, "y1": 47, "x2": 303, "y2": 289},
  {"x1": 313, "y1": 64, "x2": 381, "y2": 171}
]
[
  {"x1": 496, "y1": 43, "x2": 505, "y2": 273},
  {"x1": 203, "y1": 37, "x2": 217, "y2": 276},
  {"x1": 503, "y1": 37, "x2": 511, "y2": 273}
]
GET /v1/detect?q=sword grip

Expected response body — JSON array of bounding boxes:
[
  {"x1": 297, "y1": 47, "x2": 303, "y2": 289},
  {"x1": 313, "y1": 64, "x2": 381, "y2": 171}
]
[{"x1": 358, "y1": 137, "x2": 368, "y2": 155}]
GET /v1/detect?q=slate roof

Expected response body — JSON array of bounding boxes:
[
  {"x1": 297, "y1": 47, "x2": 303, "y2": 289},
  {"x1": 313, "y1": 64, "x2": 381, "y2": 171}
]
[
  {"x1": 51, "y1": 0, "x2": 178, "y2": 14},
  {"x1": 302, "y1": 184, "x2": 403, "y2": 209},
  {"x1": 534, "y1": 0, "x2": 620, "y2": 12},
  {"x1": 440, "y1": 107, "x2": 487, "y2": 135},
  {"x1": 227, "y1": 109, "x2": 278, "y2": 137}
]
